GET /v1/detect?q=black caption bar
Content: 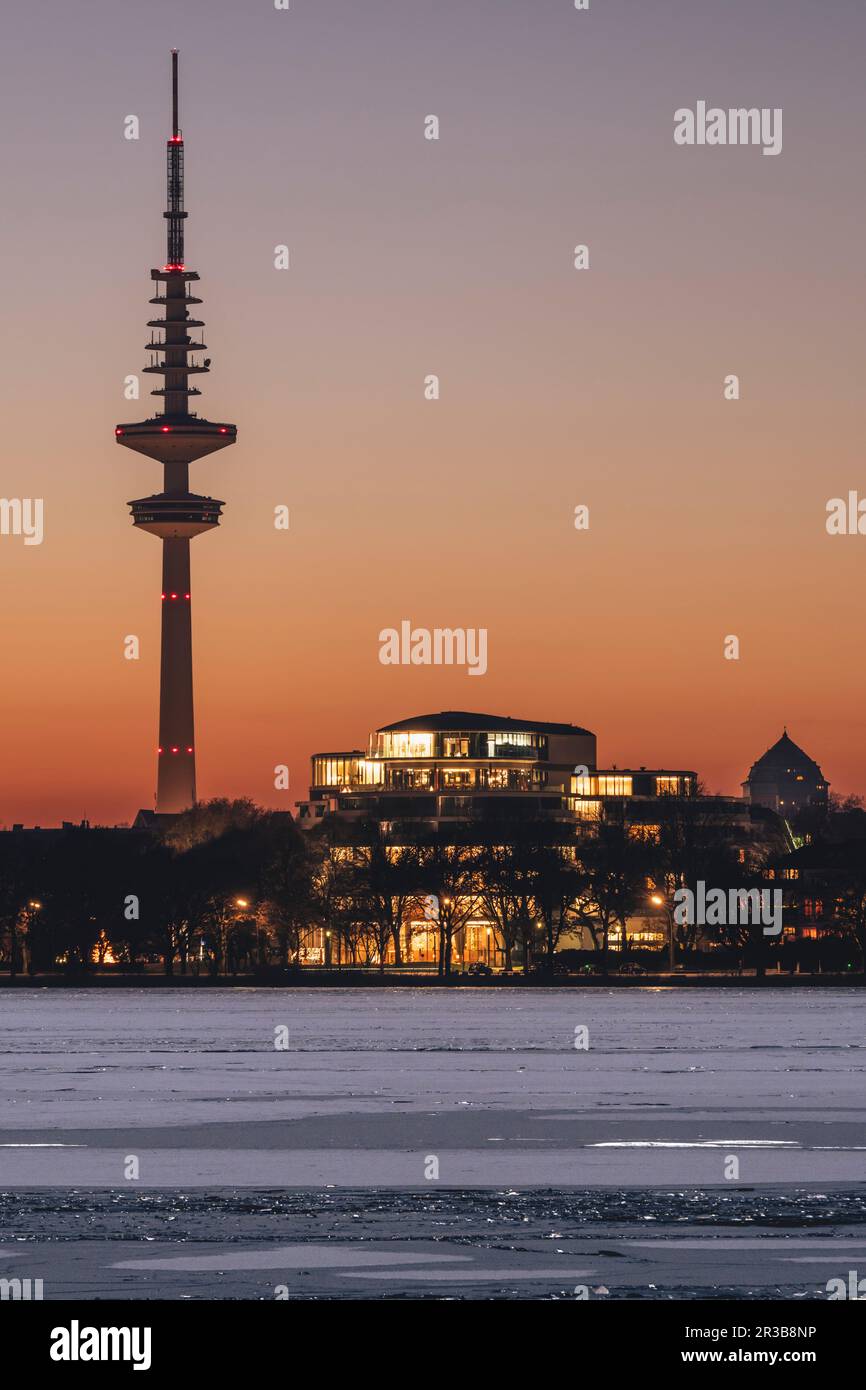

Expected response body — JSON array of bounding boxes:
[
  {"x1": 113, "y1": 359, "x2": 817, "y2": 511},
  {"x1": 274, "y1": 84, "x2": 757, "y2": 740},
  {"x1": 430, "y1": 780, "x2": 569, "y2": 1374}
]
[{"x1": 5, "y1": 1297, "x2": 859, "y2": 1376}]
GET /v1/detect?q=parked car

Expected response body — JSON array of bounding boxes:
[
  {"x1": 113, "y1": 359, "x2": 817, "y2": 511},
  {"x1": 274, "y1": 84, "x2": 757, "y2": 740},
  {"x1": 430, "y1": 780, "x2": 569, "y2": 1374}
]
[
  {"x1": 466, "y1": 961, "x2": 493, "y2": 976},
  {"x1": 619, "y1": 962, "x2": 647, "y2": 976}
]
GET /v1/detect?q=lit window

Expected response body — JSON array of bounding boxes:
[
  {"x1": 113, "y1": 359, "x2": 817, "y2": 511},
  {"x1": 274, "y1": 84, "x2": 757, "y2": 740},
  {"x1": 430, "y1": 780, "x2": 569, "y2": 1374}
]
[
  {"x1": 656, "y1": 776, "x2": 681, "y2": 796},
  {"x1": 377, "y1": 732, "x2": 434, "y2": 759},
  {"x1": 597, "y1": 776, "x2": 633, "y2": 797},
  {"x1": 629, "y1": 824, "x2": 660, "y2": 842},
  {"x1": 442, "y1": 770, "x2": 475, "y2": 788},
  {"x1": 487, "y1": 732, "x2": 533, "y2": 757}
]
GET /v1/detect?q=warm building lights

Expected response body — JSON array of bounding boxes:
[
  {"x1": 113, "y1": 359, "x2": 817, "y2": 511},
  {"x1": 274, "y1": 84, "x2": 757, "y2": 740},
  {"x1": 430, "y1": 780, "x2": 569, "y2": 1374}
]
[
  {"x1": 656, "y1": 776, "x2": 682, "y2": 796},
  {"x1": 597, "y1": 775, "x2": 633, "y2": 797}
]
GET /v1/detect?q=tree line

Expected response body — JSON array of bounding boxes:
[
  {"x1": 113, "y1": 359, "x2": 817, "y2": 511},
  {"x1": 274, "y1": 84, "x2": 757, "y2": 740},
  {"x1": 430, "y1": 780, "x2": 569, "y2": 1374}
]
[{"x1": 1, "y1": 795, "x2": 864, "y2": 977}]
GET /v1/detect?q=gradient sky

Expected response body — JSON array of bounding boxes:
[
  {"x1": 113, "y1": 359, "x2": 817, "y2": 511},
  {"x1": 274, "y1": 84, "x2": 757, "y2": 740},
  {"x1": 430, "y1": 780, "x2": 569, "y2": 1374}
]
[{"x1": 1, "y1": 0, "x2": 864, "y2": 825}]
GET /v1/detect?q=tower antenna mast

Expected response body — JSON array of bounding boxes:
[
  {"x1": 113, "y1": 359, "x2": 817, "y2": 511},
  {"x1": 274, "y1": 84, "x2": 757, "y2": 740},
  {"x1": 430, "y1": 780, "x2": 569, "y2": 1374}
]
[
  {"x1": 165, "y1": 48, "x2": 186, "y2": 270},
  {"x1": 172, "y1": 47, "x2": 179, "y2": 137}
]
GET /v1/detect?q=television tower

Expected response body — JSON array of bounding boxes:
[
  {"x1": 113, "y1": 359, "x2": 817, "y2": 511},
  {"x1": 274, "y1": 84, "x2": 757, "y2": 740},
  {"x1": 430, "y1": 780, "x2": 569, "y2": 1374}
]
[{"x1": 116, "y1": 51, "x2": 236, "y2": 814}]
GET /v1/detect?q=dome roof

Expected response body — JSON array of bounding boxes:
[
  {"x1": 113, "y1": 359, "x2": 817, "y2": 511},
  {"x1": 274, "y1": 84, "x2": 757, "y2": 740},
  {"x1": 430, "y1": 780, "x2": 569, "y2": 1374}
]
[{"x1": 746, "y1": 731, "x2": 823, "y2": 780}]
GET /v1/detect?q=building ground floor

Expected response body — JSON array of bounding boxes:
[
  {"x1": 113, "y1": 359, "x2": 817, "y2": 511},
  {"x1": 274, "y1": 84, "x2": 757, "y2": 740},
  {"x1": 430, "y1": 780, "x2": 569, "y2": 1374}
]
[
  {"x1": 293, "y1": 915, "x2": 838, "y2": 971},
  {"x1": 299, "y1": 920, "x2": 507, "y2": 969},
  {"x1": 295, "y1": 914, "x2": 674, "y2": 969}
]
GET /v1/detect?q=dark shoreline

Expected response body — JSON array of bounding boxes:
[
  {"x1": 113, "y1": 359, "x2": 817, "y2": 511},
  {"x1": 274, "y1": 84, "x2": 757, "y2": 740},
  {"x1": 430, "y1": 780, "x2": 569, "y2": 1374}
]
[{"x1": 0, "y1": 972, "x2": 861, "y2": 988}]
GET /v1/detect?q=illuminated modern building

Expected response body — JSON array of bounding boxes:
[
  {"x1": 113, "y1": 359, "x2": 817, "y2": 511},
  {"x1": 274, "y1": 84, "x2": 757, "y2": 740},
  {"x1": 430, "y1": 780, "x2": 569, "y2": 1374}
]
[
  {"x1": 116, "y1": 52, "x2": 236, "y2": 813},
  {"x1": 742, "y1": 731, "x2": 829, "y2": 816},
  {"x1": 297, "y1": 710, "x2": 710, "y2": 835},
  {"x1": 297, "y1": 711, "x2": 597, "y2": 827},
  {"x1": 295, "y1": 711, "x2": 784, "y2": 966},
  {"x1": 568, "y1": 768, "x2": 697, "y2": 826}
]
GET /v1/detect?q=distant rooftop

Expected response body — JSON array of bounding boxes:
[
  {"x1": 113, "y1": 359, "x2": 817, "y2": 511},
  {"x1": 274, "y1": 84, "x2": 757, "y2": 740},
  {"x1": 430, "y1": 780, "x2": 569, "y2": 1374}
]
[
  {"x1": 376, "y1": 711, "x2": 593, "y2": 736},
  {"x1": 746, "y1": 731, "x2": 823, "y2": 777}
]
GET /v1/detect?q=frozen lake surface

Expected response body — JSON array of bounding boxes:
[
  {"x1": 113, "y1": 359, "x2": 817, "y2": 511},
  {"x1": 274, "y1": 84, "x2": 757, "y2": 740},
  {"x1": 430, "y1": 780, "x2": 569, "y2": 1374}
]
[{"x1": 0, "y1": 987, "x2": 864, "y2": 1298}]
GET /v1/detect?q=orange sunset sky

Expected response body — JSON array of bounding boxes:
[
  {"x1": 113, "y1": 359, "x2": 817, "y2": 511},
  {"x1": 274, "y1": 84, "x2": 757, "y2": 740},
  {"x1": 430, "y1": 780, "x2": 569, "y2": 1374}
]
[{"x1": 1, "y1": 0, "x2": 864, "y2": 826}]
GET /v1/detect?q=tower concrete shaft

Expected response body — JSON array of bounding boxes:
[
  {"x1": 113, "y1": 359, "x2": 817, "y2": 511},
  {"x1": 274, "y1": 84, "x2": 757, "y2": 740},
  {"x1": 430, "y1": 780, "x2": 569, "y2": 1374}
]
[
  {"x1": 115, "y1": 51, "x2": 237, "y2": 814},
  {"x1": 159, "y1": 540, "x2": 195, "y2": 807}
]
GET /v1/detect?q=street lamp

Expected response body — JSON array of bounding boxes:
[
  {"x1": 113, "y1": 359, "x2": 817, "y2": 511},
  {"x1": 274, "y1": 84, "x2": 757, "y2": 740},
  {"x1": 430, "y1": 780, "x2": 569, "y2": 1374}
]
[
  {"x1": 222, "y1": 895, "x2": 253, "y2": 976},
  {"x1": 22, "y1": 901, "x2": 43, "y2": 979},
  {"x1": 650, "y1": 893, "x2": 675, "y2": 971},
  {"x1": 235, "y1": 898, "x2": 263, "y2": 967}
]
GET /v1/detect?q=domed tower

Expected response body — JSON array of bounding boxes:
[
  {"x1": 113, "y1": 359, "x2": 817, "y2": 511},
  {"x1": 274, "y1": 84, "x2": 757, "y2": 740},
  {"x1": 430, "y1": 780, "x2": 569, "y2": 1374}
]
[
  {"x1": 742, "y1": 731, "x2": 829, "y2": 815},
  {"x1": 115, "y1": 51, "x2": 237, "y2": 814}
]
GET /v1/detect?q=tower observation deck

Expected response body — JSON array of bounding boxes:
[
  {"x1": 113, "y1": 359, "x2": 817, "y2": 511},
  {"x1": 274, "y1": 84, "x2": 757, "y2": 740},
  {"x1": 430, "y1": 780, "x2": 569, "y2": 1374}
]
[{"x1": 116, "y1": 51, "x2": 237, "y2": 813}]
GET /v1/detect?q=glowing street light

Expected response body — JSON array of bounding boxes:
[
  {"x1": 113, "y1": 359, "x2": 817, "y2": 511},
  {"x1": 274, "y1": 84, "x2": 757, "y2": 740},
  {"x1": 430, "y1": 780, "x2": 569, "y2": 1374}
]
[{"x1": 649, "y1": 892, "x2": 676, "y2": 971}]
